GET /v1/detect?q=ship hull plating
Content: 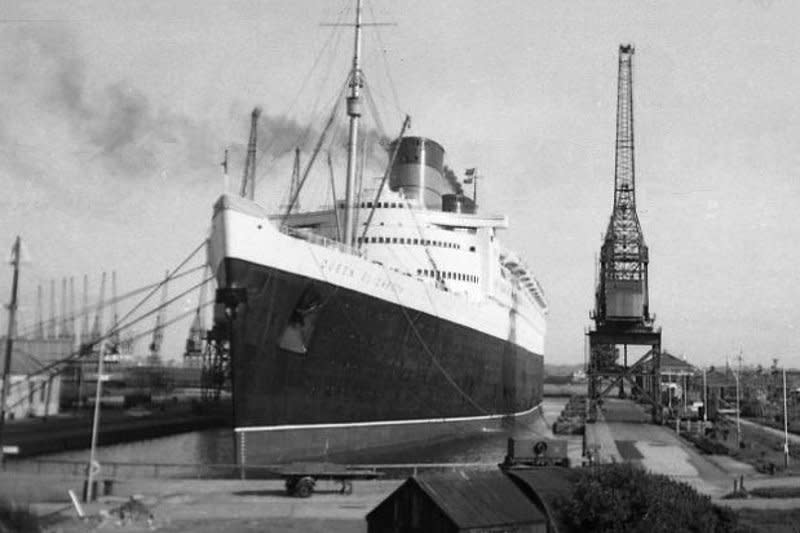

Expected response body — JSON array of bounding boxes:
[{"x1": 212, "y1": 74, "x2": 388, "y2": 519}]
[{"x1": 224, "y1": 258, "x2": 544, "y2": 463}]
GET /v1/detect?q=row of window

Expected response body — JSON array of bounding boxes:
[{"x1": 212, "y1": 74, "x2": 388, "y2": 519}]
[
  {"x1": 357, "y1": 236, "x2": 471, "y2": 250},
  {"x1": 416, "y1": 268, "x2": 480, "y2": 283},
  {"x1": 360, "y1": 201, "x2": 403, "y2": 209},
  {"x1": 338, "y1": 201, "x2": 406, "y2": 209}
]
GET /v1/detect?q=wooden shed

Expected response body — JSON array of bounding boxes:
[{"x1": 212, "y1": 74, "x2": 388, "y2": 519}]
[{"x1": 366, "y1": 470, "x2": 548, "y2": 533}]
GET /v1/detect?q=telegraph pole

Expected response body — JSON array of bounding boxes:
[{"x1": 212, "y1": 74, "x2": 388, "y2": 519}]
[
  {"x1": 703, "y1": 367, "x2": 708, "y2": 423},
  {"x1": 735, "y1": 351, "x2": 742, "y2": 448},
  {"x1": 784, "y1": 366, "x2": 790, "y2": 468},
  {"x1": 86, "y1": 341, "x2": 106, "y2": 501},
  {"x1": 0, "y1": 237, "x2": 22, "y2": 463}
]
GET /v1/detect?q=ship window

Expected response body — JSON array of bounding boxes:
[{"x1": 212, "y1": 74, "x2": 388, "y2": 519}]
[
  {"x1": 391, "y1": 202, "x2": 397, "y2": 208},
  {"x1": 413, "y1": 238, "x2": 418, "y2": 244},
  {"x1": 392, "y1": 237, "x2": 398, "y2": 243},
  {"x1": 367, "y1": 202, "x2": 373, "y2": 208},
  {"x1": 378, "y1": 237, "x2": 384, "y2": 243},
  {"x1": 400, "y1": 238, "x2": 405, "y2": 244},
  {"x1": 469, "y1": 246, "x2": 476, "y2": 252}
]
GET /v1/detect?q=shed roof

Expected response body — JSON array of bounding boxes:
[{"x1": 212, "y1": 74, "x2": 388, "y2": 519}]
[
  {"x1": 405, "y1": 470, "x2": 547, "y2": 528},
  {"x1": 639, "y1": 351, "x2": 696, "y2": 375},
  {"x1": 506, "y1": 467, "x2": 579, "y2": 533}
]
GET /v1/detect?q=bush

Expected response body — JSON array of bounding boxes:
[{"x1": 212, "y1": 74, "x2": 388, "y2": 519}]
[
  {"x1": 0, "y1": 498, "x2": 40, "y2": 533},
  {"x1": 556, "y1": 463, "x2": 742, "y2": 533}
]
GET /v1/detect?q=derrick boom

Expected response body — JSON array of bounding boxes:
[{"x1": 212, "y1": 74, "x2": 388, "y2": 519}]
[{"x1": 239, "y1": 107, "x2": 262, "y2": 200}]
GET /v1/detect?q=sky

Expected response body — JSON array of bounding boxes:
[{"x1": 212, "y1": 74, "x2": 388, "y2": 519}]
[{"x1": 0, "y1": 0, "x2": 798, "y2": 369}]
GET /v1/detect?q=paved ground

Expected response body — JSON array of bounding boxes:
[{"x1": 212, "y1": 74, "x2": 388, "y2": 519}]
[{"x1": 585, "y1": 398, "x2": 761, "y2": 498}]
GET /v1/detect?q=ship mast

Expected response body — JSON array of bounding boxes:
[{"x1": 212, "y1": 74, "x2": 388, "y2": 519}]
[{"x1": 343, "y1": 0, "x2": 364, "y2": 248}]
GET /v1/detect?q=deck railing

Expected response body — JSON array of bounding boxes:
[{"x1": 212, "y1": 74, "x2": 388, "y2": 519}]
[
  {"x1": 4, "y1": 458, "x2": 494, "y2": 480},
  {"x1": 280, "y1": 226, "x2": 364, "y2": 258}
]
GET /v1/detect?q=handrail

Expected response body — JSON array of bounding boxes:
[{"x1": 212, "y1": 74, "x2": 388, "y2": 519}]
[
  {"x1": 281, "y1": 226, "x2": 364, "y2": 258},
  {"x1": 4, "y1": 458, "x2": 495, "y2": 480}
]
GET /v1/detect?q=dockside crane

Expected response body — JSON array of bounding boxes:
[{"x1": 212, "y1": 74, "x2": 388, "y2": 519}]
[
  {"x1": 239, "y1": 107, "x2": 262, "y2": 201},
  {"x1": 594, "y1": 44, "x2": 651, "y2": 327},
  {"x1": 148, "y1": 271, "x2": 168, "y2": 366},
  {"x1": 183, "y1": 267, "x2": 208, "y2": 368},
  {"x1": 587, "y1": 45, "x2": 662, "y2": 423}
]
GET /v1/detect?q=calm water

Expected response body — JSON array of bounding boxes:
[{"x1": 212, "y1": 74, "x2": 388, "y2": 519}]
[{"x1": 9, "y1": 398, "x2": 568, "y2": 473}]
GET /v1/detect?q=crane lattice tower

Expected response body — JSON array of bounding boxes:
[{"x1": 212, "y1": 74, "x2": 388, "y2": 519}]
[
  {"x1": 587, "y1": 45, "x2": 662, "y2": 423},
  {"x1": 595, "y1": 44, "x2": 651, "y2": 327}
]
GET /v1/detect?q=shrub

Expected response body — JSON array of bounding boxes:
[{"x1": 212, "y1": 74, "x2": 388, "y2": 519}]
[
  {"x1": 556, "y1": 463, "x2": 742, "y2": 533},
  {"x1": 0, "y1": 498, "x2": 40, "y2": 533}
]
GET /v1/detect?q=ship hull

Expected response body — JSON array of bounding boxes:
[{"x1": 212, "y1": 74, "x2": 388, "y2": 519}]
[
  {"x1": 223, "y1": 257, "x2": 544, "y2": 464},
  {"x1": 209, "y1": 195, "x2": 547, "y2": 464}
]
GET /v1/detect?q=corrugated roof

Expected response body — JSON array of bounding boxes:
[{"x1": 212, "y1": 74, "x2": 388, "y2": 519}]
[
  {"x1": 506, "y1": 468, "x2": 579, "y2": 533},
  {"x1": 507, "y1": 467, "x2": 577, "y2": 503},
  {"x1": 413, "y1": 470, "x2": 546, "y2": 528}
]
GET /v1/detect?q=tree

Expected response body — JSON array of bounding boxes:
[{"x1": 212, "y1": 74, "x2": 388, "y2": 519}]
[
  {"x1": 556, "y1": 463, "x2": 743, "y2": 533},
  {"x1": 591, "y1": 344, "x2": 619, "y2": 371}
]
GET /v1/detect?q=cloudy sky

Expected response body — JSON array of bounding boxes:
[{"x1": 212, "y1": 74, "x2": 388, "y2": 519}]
[{"x1": 0, "y1": 0, "x2": 798, "y2": 368}]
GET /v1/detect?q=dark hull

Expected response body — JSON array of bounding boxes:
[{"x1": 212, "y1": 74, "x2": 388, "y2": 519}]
[{"x1": 223, "y1": 258, "x2": 544, "y2": 463}]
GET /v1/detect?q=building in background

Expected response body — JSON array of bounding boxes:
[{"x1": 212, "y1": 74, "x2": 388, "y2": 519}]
[{"x1": 0, "y1": 338, "x2": 73, "y2": 419}]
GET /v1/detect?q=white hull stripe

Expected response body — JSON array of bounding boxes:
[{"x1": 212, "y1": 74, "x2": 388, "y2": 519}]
[{"x1": 234, "y1": 402, "x2": 543, "y2": 433}]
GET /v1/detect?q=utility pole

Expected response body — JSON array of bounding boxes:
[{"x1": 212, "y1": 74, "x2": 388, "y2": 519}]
[
  {"x1": 784, "y1": 365, "x2": 790, "y2": 468},
  {"x1": 86, "y1": 342, "x2": 105, "y2": 501},
  {"x1": 735, "y1": 351, "x2": 742, "y2": 448},
  {"x1": 703, "y1": 366, "x2": 708, "y2": 423},
  {"x1": 0, "y1": 237, "x2": 22, "y2": 463}
]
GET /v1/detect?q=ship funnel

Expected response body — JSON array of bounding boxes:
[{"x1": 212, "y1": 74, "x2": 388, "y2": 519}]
[{"x1": 389, "y1": 137, "x2": 448, "y2": 209}]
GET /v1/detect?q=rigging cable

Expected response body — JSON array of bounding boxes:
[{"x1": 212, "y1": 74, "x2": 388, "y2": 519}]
[
  {"x1": 5, "y1": 274, "x2": 214, "y2": 398},
  {"x1": 358, "y1": 114, "x2": 410, "y2": 245},
  {"x1": 253, "y1": 1, "x2": 350, "y2": 186},
  {"x1": 366, "y1": 0, "x2": 404, "y2": 115},
  {"x1": 280, "y1": 79, "x2": 349, "y2": 223},
  {"x1": 5, "y1": 241, "x2": 209, "y2": 388},
  {"x1": 14, "y1": 265, "x2": 205, "y2": 340},
  {"x1": 5, "y1": 301, "x2": 214, "y2": 412}
]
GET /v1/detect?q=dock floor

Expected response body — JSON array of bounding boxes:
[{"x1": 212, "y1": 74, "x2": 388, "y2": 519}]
[{"x1": 584, "y1": 398, "x2": 755, "y2": 497}]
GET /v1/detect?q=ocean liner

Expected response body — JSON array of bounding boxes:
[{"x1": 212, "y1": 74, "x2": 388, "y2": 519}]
[{"x1": 207, "y1": 1, "x2": 548, "y2": 464}]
